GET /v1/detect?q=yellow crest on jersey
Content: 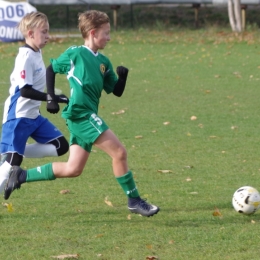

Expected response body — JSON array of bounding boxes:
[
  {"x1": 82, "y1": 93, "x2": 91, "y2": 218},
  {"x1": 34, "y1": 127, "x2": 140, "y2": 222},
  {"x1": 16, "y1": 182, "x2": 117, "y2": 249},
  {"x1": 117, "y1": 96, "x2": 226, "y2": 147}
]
[{"x1": 100, "y1": 64, "x2": 105, "y2": 74}]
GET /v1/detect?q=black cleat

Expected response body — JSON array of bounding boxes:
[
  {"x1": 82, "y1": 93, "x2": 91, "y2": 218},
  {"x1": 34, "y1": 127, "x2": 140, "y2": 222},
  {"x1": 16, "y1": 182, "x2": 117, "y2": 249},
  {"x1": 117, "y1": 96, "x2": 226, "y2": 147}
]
[
  {"x1": 128, "y1": 198, "x2": 160, "y2": 217},
  {"x1": 4, "y1": 166, "x2": 22, "y2": 200}
]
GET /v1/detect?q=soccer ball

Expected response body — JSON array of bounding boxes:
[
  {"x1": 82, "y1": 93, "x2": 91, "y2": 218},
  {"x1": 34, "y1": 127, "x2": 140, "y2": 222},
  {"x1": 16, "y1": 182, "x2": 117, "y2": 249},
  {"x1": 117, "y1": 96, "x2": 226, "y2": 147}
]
[{"x1": 232, "y1": 186, "x2": 260, "y2": 215}]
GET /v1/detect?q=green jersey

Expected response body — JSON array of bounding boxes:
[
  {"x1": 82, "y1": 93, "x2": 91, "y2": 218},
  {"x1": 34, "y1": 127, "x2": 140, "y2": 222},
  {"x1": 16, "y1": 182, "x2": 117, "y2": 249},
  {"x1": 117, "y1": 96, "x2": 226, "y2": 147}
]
[{"x1": 51, "y1": 45, "x2": 118, "y2": 120}]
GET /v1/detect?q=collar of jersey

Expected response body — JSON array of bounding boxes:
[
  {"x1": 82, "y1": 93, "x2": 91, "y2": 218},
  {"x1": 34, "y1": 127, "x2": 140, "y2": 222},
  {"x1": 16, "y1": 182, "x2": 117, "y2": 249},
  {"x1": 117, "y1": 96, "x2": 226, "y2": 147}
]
[
  {"x1": 82, "y1": 45, "x2": 98, "y2": 57},
  {"x1": 23, "y1": 44, "x2": 39, "y2": 52}
]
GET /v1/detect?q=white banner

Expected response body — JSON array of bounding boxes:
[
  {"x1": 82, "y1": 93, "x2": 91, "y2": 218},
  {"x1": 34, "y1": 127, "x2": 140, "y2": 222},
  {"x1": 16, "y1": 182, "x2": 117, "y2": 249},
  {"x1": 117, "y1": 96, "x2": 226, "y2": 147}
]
[
  {"x1": 0, "y1": 1, "x2": 36, "y2": 42},
  {"x1": 28, "y1": 0, "x2": 260, "y2": 4}
]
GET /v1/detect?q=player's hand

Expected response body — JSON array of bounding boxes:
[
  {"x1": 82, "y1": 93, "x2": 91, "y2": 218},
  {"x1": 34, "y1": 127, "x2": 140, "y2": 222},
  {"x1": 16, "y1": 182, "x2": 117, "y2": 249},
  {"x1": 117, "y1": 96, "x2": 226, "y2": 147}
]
[
  {"x1": 46, "y1": 94, "x2": 60, "y2": 114},
  {"x1": 55, "y1": 94, "x2": 69, "y2": 104},
  {"x1": 116, "y1": 66, "x2": 128, "y2": 81}
]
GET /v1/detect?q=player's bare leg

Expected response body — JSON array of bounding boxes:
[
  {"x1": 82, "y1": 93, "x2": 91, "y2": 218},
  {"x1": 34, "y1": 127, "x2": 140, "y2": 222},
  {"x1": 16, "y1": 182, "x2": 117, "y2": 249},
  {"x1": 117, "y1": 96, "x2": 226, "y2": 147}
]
[
  {"x1": 95, "y1": 129, "x2": 160, "y2": 217},
  {"x1": 52, "y1": 144, "x2": 90, "y2": 178},
  {"x1": 94, "y1": 129, "x2": 128, "y2": 177}
]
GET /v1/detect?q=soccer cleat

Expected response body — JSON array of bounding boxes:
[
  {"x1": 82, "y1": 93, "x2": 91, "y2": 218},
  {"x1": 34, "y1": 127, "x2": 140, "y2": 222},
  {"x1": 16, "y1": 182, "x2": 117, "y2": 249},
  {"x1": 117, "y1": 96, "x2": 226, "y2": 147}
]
[
  {"x1": 128, "y1": 198, "x2": 160, "y2": 217},
  {"x1": 4, "y1": 166, "x2": 22, "y2": 200}
]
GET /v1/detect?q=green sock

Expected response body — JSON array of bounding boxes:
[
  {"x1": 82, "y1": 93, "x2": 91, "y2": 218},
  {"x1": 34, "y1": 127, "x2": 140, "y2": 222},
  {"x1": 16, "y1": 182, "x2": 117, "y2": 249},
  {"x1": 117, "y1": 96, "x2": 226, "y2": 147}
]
[
  {"x1": 26, "y1": 163, "x2": 56, "y2": 182},
  {"x1": 116, "y1": 171, "x2": 140, "y2": 198}
]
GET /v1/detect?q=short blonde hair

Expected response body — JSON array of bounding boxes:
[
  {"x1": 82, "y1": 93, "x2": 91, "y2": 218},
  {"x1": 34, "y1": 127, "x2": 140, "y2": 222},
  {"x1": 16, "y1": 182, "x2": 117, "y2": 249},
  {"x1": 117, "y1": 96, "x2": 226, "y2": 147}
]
[
  {"x1": 78, "y1": 10, "x2": 110, "y2": 38},
  {"x1": 18, "y1": 11, "x2": 48, "y2": 37}
]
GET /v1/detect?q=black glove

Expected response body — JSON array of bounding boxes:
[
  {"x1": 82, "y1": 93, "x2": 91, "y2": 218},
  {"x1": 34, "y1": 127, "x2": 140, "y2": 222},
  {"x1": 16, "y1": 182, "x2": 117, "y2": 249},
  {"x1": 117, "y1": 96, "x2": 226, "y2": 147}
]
[
  {"x1": 55, "y1": 94, "x2": 69, "y2": 104},
  {"x1": 47, "y1": 94, "x2": 60, "y2": 114},
  {"x1": 46, "y1": 94, "x2": 69, "y2": 114},
  {"x1": 116, "y1": 66, "x2": 128, "y2": 81}
]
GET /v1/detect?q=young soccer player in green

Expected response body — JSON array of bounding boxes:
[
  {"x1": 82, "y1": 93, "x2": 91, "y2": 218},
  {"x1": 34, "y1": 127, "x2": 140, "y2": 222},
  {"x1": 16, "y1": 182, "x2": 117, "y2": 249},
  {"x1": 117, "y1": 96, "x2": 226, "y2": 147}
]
[{"x1": 4, "y1": 10, "x2": 160, "y2": 217}]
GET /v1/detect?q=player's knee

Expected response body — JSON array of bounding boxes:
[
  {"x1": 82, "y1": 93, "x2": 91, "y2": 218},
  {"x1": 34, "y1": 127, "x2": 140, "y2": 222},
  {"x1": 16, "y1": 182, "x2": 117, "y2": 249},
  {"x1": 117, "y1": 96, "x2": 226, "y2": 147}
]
[
  {"x1": 66, "y1": 164, "x2": 84, "y2": 177},
  {"x1": 57, "y1": 136, "x2": 69, "y2": 156},
  {"x1": 71, "y1": 171, "x2": 82, "y2": 177},
  {"x1": 64, "y1": 161, "x2": 84, "y2": 177},
  {"x1": 116, "y1": 146, "x2": 127, "y2": 162},
  {"x1": 49, "y1": 136, "x2": 69, "y2": 156}
]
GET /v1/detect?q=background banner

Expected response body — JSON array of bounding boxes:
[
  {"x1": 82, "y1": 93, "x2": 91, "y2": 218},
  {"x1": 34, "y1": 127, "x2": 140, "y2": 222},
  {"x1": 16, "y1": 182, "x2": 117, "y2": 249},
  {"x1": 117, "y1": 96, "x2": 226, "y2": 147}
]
[
  {"x1": 0, "y1": 1, "x2": 36, "y2": 42},
  {"x1": 28, "y1": 0, "x2": 260, "y2": 4}
]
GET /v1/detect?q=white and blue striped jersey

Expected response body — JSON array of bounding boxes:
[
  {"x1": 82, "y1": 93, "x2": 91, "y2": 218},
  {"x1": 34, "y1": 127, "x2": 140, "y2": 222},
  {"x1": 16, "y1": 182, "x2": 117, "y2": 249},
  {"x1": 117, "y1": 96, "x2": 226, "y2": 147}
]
[{"x1": 2, "y1": 47, "x2": 46, "y2": 123}]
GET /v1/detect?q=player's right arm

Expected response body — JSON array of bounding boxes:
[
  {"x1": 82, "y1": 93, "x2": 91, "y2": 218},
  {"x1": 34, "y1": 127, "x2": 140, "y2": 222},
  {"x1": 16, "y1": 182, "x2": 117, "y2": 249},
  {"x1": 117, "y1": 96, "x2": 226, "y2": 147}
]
[
  {"x1": 46, "y1": 64, "x2": 60, "y2": 114},
  {"x1": 46, "y1": 50, "x2": 72, "y2": 113},
  {"x1": 20, "y1": 82, "x2": 68, "y2": 104},
  {"x1": 20, "y1": 68, "x2": 69, "y2": 115},
  {"x1": 20, "y1": 84, "x2": 46, "y2": 101}
]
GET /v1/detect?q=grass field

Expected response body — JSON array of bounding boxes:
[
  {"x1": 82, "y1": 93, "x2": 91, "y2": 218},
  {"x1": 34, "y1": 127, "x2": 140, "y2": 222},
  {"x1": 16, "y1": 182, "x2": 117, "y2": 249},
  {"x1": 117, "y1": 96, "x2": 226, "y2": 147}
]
[{"x1": 1, "y1": 29, "x2": 260, "y2": 259}]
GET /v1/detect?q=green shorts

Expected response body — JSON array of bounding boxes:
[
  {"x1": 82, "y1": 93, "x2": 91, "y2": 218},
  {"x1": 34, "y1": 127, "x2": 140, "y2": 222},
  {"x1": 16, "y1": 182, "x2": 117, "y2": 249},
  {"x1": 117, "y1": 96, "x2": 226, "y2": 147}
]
[{"x1": 66, "y1": 113, "x2": 109, "y2": 153}]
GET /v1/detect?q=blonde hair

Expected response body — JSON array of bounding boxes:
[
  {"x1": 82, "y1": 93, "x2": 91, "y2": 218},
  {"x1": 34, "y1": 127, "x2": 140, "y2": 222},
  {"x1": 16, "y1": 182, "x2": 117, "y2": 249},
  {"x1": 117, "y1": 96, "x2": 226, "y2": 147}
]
[
  {"x1": 78, "y1": 10, "x2": 110, "y2": 38},
  {"x1": 18, "y1": 11, "x2": 48, "y2": 37}
]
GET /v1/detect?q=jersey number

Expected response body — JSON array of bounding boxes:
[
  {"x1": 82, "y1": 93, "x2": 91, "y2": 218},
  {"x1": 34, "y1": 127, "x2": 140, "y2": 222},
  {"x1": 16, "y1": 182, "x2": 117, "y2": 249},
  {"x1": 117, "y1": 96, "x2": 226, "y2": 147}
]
[{"x1": 91, "y1": 113, "x2": 102, "y2": 126}]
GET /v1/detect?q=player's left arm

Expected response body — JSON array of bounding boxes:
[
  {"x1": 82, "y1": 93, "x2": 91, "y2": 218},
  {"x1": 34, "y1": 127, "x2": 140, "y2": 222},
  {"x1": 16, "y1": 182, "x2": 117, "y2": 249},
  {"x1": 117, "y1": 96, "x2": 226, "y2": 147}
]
[{"x1": 113, "y1": 66, "x2": 129, "y2": 97}]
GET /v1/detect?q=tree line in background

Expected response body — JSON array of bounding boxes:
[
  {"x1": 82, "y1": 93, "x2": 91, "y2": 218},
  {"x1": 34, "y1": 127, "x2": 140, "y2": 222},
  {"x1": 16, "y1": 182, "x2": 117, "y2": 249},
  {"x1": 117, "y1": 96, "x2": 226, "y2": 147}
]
[{"x1": 6, "y1": 1, "x2": 260, "y2": 31}]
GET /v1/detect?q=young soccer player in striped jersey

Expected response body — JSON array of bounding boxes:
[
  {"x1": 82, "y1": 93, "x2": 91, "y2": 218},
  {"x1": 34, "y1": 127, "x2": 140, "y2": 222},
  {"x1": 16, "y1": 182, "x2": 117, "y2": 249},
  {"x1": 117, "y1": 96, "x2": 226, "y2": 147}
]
[
  {"x1": 4, "y1": 10, "x2": 160, "y2": 217},
  {"x1": 0, "y1": 12, "x2": 69, "y2": 193}
]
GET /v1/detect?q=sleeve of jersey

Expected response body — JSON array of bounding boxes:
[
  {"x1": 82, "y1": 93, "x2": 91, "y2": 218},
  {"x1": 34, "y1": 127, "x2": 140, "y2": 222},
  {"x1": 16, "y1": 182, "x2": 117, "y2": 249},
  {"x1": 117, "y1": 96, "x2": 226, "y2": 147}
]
[
  {"x1": 50, "y1": 52, "x2": 71, "y2": 75},
  {"x1": 103, "y1": 61, "x2": 118, "y2": 94},
  {"x1": 18, "y1": 55, "x2": 34, "y2": 88}
]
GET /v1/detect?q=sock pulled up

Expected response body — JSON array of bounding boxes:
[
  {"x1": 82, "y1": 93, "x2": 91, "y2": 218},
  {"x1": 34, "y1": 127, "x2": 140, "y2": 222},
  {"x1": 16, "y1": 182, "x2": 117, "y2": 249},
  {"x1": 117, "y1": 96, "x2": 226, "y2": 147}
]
[{"x1": 26, "y1": 163, "x2": 56, "y2": 182}]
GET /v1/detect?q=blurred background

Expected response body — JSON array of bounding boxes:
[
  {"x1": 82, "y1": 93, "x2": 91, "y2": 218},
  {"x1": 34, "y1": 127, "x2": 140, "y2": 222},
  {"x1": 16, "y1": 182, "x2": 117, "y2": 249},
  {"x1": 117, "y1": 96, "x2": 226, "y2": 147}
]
[{"x1": 4, "y1": 0, "x2": 260, "y2": 31}]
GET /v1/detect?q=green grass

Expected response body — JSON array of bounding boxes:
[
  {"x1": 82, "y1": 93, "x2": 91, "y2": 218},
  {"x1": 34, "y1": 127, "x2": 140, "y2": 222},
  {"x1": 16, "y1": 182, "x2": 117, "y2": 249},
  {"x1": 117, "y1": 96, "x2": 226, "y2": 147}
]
[{"x1": 2, "y1": 29, "x2": 260, "y2": 259}]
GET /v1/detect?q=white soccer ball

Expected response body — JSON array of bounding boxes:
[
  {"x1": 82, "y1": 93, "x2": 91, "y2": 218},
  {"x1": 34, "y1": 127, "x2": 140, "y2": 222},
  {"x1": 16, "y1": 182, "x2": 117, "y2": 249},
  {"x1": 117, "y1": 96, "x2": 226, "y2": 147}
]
[{"x1": 232, "y1": 186, "x2": 260, "y2": 215}]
